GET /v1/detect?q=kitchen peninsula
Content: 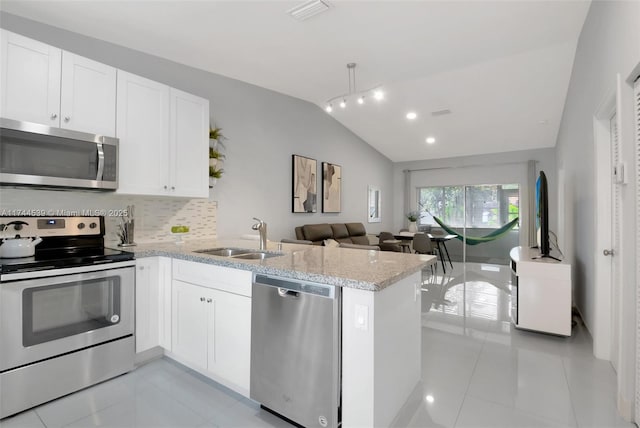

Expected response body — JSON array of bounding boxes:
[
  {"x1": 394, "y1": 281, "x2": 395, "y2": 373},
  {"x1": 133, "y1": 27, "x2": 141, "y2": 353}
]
[{"x1": 129, "y1": 240, "x2": 434, "y2": 428}]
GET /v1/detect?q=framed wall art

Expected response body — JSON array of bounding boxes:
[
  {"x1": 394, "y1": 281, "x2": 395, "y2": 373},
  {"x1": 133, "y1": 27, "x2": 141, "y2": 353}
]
[
  {"x1": 292, "y1": 155, "x2": 317, "y2": 213},
  {"x1": 322, "y1": 162, "x2": 341, "y2": 213},
  {"x1": 368, "y1": 185, "x2": 381, "y2": 223}
]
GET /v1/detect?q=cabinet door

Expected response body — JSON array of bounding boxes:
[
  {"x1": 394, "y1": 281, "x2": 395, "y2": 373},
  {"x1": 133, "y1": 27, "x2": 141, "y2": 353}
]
[
  {"x1": 116, "y1": 71, "x2": 170, "y2": 195},
  {"x1": 169, "y1": 88, "x2": 209, "y2": 198},
  {"x1": 207, "y1": 289, "x2": 251, "y2": 392},
  {"x1": 157, "y1": 257, "x2": 172, "y2": 350},
  {"x1": 0, "y1": 30, "x2": 61, "y2": 126},
  {"x1": 135, "y1": 258, "x2": 160, "y2": 353},
  {"x1": 60, "y1": 51, "x2": 116, "y2": 136},
  {"x1": 172, "y1": 280, "x2": 208, "y2": 370}
]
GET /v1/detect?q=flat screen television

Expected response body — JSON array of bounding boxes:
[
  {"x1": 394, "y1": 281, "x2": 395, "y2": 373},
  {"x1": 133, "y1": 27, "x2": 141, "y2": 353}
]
[{"x1": 535, "y1": 170, "x2": 550, "y2": 257}]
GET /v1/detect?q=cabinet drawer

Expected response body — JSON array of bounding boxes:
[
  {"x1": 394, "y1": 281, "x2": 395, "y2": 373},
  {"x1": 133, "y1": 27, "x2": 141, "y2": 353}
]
[{"x1": 172, "y1": 259, "x2": 252, "y2": 297}]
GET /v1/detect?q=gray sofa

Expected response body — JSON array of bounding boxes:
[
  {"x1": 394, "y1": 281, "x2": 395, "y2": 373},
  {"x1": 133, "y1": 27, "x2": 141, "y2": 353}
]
[{"x1": 294, "y1": 223, "x2": 371, "y2": 246}]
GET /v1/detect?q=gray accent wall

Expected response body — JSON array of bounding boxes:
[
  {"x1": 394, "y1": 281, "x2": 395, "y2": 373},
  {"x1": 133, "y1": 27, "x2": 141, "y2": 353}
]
[{"x1": 0, "y1": 12, "x2": 394, "y2": 241}]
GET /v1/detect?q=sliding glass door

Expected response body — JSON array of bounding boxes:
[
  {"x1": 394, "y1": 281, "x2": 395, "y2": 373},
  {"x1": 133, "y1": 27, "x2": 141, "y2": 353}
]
[{"x1": 418, "y1": 184, "x2": 519, "y2": 260}]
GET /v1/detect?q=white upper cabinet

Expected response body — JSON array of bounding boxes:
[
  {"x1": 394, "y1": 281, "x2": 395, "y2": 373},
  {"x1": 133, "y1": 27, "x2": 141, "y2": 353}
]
[
  {"x1": 60, "y1": 51, "x2": 116, "y2": 136},
  {"x1": 169, "y1": 88, "x2": 209, "y2": 198},
  {"x1": 1, "y1": 30, "x2": 61, "y2": 126},
  {"x1": 116, "y1": 70, "x2": 170, "y2": 196},
  {"x1": 0, "y1": 30, "x2": 116, "y2": 136},
  {"x1": 117, "y1": 71, "x2": 209, "y2": 198}
]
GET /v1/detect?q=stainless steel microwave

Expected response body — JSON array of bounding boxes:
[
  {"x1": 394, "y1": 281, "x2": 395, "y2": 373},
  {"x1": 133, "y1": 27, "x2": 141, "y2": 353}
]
[{"x1": 0, "y1": 118, "x2": 118, "y2": 190}]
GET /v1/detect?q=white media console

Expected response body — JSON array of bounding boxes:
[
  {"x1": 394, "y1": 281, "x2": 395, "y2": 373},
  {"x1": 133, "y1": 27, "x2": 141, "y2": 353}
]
[{"x1": 510, "y1": 246, "x2": 572, "y2": 336}]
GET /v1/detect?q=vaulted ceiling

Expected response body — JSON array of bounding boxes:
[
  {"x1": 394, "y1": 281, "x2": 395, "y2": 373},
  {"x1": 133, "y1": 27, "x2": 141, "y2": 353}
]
[{"x1": 1, "y1": 0, "x2": 590, "y2": 162}]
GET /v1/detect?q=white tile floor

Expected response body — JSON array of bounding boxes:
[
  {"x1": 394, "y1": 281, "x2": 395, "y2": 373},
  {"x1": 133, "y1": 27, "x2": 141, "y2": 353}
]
[{"x1": 1, "y1": 262, "x2": 634, "y2": 428}]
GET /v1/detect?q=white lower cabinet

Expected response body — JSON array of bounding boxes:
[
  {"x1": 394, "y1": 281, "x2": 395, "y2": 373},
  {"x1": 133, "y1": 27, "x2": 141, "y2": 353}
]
[
  {"x1": 171, "y1": 260, "x2": 252, "y2": 395},
  {"x1": 135, "y1": 257, "x2": 171, "y2": 354},
  {"x1": 172, "y1": 279, "x2": 209, "y2": 368}
]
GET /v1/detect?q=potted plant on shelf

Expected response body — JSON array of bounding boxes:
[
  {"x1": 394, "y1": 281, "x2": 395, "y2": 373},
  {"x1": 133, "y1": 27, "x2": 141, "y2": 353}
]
[
  {"x1": 208, "y1": 124, "x2": 227, "y2": 187},
  {"x1": 406, "y1": 211, "x2": 419, "y2": 233},
  {"x1": 209, "y1": 165, "x2": 224, "y2": 187},
  {"x1": 209, "y1": 127, "x2": 225, "y2": 149},
  {"x1": 209, "y1": 147, "x2": 225, "y2": 167}
]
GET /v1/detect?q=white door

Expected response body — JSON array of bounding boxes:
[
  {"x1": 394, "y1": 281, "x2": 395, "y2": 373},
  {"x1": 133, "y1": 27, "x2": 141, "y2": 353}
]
[
  {"x1": 116, "y1": 70, "x2": 170, "y2": 195},
  {"x1": 60, "y1": 51, "x2": 116, "y2": 136},
  {"x1": 609, "y1": 113, "x2": 622, "y2": 372},
  {"x1": 0, "y1": 30, "x2": 61, "y2": 126},
  {"x1": 593, "y1": 85, "x2": 620, "y2": 361},
  {"x1": 171, "y1": 280, "x2": 208, "y2": 370},
  {"x1": 169, "y1": 88, "x2": 209, "y2": 198},
  {"x1": 207, "y1": 289, "x2": 251, "y2": 391}
]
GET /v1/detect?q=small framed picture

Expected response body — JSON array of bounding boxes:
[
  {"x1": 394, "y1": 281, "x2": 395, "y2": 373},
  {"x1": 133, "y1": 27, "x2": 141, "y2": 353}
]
[{"x1": 322, "y1": 162, "x2": 341, "y2": 213}]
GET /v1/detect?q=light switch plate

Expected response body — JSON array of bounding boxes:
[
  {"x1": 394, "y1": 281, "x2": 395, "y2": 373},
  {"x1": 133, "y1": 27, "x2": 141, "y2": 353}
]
[{"x1": 354, "y1": 304, "x2": 368, "y2": 331}]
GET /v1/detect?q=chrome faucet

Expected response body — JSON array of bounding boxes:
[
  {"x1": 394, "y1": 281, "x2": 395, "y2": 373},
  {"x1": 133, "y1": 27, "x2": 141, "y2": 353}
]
[{"x1": 252, "y1": 217, "x2": 267, "y2": 250}]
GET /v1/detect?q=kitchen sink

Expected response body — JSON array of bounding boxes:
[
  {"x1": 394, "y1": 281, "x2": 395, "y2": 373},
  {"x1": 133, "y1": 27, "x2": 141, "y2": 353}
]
[
  {"x1": 194, "y1": 247, "x2": 283, "y2": 260},
  {"x1": 232, "y1": 252, "x2": 283, "y2": 260},
  {"x1": 194, "y1": 248, "x2": 253, "y2": 257}
]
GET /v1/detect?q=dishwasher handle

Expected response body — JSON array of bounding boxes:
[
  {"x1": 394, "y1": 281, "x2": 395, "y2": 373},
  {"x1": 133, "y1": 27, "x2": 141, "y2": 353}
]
[
  {"x1": 278, "y1": 288, "x2": 299, "y2": 298},
  {"x1": 254, "y1": 274, "x2": 336, "y2": 299}
]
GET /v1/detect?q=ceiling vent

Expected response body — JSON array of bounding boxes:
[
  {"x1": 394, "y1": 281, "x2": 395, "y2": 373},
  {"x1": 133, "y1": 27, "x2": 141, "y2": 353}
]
[
  {"x1": 431, "y1": 109, "x2": 452, "y2": 117},
  {"x1": 287, "y1": 0, "x2": 331, "y2": 21}
]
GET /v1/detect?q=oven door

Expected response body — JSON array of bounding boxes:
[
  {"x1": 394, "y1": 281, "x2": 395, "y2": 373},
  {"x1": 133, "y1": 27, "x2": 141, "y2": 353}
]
[{"x1": 0, "y1": 265, "x2": 134, "y2": 371}]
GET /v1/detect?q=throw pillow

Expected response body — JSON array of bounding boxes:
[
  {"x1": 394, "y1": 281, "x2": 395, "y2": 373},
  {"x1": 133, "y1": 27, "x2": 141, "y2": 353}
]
[{"x1": 323, "y1": 239, "x2": 340, "y2": 248}]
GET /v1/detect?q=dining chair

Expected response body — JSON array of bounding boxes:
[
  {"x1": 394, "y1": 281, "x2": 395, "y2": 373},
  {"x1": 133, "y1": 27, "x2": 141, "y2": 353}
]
[
  {"x1": 397, "y1": 229, "x2": 412, "y2": 252},
  {"x1": 413, "y1": 232, "x2": 437, "y2": 275},
  {"x1": 378, "y1": 231, "x2": 402, "y2": 252}
]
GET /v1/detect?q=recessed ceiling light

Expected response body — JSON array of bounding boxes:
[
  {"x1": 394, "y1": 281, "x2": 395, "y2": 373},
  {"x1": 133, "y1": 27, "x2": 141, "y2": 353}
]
[
  {"x1": 373, "y1": 90, "x2": 384, "y2": 101},
  {"x1": 426, "y1": 395, "x2": 435, "y2": 404},
  {"x1": 406, "y1": 112, "x2": 417, "y2": 120},
  {"x1": 357, "y1": 96, "x2": 365, "y2": 105},
  {"x1": 425, "y1": 137, "x2": 436, "y2": 144},
  {"x1": 339, "y1": 99, "x2": 347, "y2": 109},
  {"x1": 325, "y1": 104, "x2": 333, "y2": 113}
]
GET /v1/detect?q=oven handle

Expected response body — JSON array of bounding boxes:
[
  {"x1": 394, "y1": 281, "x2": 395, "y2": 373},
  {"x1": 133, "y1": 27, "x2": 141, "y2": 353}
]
[{"x1": 0, "y1": 260, "x2": 136, "y2": 282}]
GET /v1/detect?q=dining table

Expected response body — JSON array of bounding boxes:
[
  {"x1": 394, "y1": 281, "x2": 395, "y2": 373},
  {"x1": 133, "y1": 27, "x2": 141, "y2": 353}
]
[{"x1": 393, "y1": 232, "x2": 457, "y2": 273}]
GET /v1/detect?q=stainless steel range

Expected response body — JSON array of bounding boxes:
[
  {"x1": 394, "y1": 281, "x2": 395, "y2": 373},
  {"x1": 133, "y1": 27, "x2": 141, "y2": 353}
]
[{"x1": 0, "y1": 216, "x2": 135, "y2": 419}]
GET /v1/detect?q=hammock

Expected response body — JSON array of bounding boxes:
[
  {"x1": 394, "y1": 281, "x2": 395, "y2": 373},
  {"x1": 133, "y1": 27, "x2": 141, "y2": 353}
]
[{"x1": 433, "y1": 216, "x2": 519, "y2": 246}]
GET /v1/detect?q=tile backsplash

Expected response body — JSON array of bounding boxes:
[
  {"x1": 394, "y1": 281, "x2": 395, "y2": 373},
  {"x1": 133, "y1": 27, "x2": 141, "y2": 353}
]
[{"x1": 0, "y1": 188, "x2": 216, "y2": 245}]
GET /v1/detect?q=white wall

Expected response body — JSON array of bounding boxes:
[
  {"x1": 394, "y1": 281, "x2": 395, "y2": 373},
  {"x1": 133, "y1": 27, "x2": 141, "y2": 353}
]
[
  {"x1": 0, "y1": 12, "x2": 395, "y2": 242},
  {"x1": 555, "y1": 0, "x2": 640, "y2": 418}
]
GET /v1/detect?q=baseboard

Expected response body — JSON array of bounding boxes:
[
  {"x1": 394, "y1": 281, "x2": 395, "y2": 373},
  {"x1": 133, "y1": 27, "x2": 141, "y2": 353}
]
[
  {"x1": 134, "y1": 346, "x2": 165, "y2": 366},
  {"x1": 617, "y1": 393, "x2": 633, "y2": 422}
]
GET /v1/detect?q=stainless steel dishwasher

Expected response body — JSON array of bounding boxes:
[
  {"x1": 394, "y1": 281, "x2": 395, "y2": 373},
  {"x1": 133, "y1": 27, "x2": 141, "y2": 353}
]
[{"x1": 251, "y1": 274, "x2": 341, "y2": 428}]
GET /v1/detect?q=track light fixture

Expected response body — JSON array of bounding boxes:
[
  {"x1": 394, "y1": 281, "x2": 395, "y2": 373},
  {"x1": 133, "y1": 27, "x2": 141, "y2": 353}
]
[{"x1": 324, "y1": 63, "x2": 383, "y2": 113}]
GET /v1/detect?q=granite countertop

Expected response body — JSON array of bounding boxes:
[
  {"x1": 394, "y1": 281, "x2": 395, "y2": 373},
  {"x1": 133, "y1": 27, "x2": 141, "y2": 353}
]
[{"x1": 118, "y1": 239, "x2": 435, "y2": 291}]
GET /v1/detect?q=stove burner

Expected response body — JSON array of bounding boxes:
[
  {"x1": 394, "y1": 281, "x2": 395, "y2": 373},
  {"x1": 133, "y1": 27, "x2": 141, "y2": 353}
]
[{"x1": 0, "y1": 216, "x2": 135, "y2": 276}]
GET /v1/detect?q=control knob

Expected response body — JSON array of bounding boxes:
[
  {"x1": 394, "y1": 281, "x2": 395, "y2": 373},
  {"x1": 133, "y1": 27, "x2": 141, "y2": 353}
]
[
  {"x1": 77, "y1": 223, "x2": 85, "y2": 230},
  {"x1": 89, "y1": 222, "x2": 97, "y2": 229}
]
